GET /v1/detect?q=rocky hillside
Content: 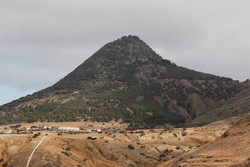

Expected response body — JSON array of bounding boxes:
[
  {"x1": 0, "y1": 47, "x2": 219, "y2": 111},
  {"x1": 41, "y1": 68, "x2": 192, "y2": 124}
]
[
  {"x1": 190, "y1": 84, "x2": 250, "y2": 126},
  {"x1": 161, "y1": 113, "x2": 250, "y2": 167},
  {"x1": 0, "y1": 35, "x2": 249, "y2": 126}
]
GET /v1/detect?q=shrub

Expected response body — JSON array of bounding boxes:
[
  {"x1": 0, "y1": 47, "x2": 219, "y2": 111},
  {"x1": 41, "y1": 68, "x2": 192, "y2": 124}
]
[
  {"x1": 159, "y1": 153, "x2": 166, "y2": 157},
  {"x1": 140, "y1": 145, "x2": 145, "y2": 149},
  {"x1": 61, "y1": 151, "x2": 71, "y2": 157},
  {"x1": 32, "y1": 133, "x2": 40, "y2": 138},
  {"x1": 128, "y1": 144, "x2": 135, "y2": 150},
  {"x1": 176, "y1": 146, "x2": 181, "y2": 150},
  {"x1": 173, "y1": 133, "x2": 177, "y2": 138},
  {"x1": 128, "y1": 164, "x2": 135, "y2": 167}
]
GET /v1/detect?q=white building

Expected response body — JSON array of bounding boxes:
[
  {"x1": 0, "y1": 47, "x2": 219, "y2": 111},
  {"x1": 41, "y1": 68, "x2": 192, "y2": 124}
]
[
  {"x1": 2, "y1": 129, "x2": 13, "y2": 134},
  {"x1": 43, "y1": 126, "x2": 52, "y2": 129},
  {"x1": 58, "y1": 127, "x2": 80, "y2": 131},
  {"x1": 96, "y1": 129, "x2": 102, "y2": 133}
]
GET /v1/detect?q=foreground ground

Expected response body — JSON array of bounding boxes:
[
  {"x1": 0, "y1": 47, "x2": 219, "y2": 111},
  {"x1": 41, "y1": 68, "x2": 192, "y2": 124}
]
[
  {"x1": 160, "y1": 114, "x2": 250, "y2": 167},
  {"x1": 0, "y1": 116, "x2": 249, "y2": 167}
]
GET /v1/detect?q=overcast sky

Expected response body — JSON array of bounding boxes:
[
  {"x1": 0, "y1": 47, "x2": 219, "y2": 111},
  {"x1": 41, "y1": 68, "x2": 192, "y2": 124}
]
[{"x1": 1, "y1": 0, "x2": 250, "y2": 105}]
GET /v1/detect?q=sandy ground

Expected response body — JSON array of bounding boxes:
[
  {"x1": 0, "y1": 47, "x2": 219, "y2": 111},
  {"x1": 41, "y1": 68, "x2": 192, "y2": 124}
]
[
  {"x1": 159, "y1": 114, "x2": 250, "y2": 167},
  {"x1": 0, "y1": 117, "x2": 244, "y2": 167}
]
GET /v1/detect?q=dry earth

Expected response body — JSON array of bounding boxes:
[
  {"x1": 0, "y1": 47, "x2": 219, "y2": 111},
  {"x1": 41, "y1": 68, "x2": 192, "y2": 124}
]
[
  {"x1": 160, "y1": 114, "x2": 250, "y2": 167},
  {"x1": 0, "y1": 116, "x2": 244, "y2": 167}
]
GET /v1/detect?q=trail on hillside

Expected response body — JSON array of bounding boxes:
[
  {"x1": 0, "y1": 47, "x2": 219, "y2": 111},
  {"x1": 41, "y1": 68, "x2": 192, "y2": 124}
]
[{"x1": 26, "y1": 136, "x2": 47, "y2": 167}]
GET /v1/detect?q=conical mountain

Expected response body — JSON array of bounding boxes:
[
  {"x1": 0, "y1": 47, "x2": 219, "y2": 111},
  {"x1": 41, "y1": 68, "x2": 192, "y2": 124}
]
[
  {"x1": 0, "y1": 35, "x2": 248, "y2": 127},
  {"x1": 50, "y1": 35, "x2": 162, "y2": 91}
]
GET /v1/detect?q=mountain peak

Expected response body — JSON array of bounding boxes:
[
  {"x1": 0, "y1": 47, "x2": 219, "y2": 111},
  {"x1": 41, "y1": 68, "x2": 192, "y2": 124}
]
[
  {"x1": 105, "y1": 35, "x2": 150, "y2": 48},
  {"x1": 100, "y1": 35, "x2": 161, "y2": 62},
  {"x1": 118, "y1": 35, "x2": 141, "y2": 42}
]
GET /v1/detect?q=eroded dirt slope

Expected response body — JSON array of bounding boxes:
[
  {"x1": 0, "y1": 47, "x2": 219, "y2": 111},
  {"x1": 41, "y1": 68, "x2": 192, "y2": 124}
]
[
  {"x1": 0, "y1": 116, "x2": 245, "y2": 167},
  {"x1": 160, "y1": 114, "x2": 250, "y2": 167}
]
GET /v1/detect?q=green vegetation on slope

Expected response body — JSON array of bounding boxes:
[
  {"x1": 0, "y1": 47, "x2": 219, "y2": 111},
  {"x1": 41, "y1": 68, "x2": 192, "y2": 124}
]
[{"x1": 0, "y1": 35, "x2": 248, "y2": 127}]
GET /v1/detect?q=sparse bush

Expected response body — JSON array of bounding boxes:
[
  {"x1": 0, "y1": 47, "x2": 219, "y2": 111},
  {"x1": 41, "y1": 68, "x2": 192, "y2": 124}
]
[
  {"x1": 32, "y1": 133, "x2": 40, "y2": 138},
  {"x1": 140, "y1": 145, "x2": 145, "y2": 149},
  {"x1": 128, "y1": 144, "x2": 135, "y2": 150},
  {"x1": 61, "y1": 151, "x2": 71, "y2": 157},
  {"x1": 149, "y1": 129, "x2": 155, "y2": 133},
  {"x1": 206, "y1": 156, "x2": 213, "y2": 158},
  {"x1": 159, "y1": 153, "x2": 166, "y2": 157},
  {"x1": 128, "y1": 164, "x2": 135, "y2": 167},
  {"x1": 176, "y1": 146, "x2": 181, "y2": 150},
  {"x1": 32, "y1": 134, "x2": 38, "y2": 138},
  {"x1": 173, "y1": 133, "x2": 177, "y2": 138},
  {"x1": 181, "y1": 132, "x2": 187, "y2": 136},
  {"x1": 87, "y1": 136, "x2": 97, "y2": 140},
  {"x1": 137, "y1": 130, "x2": 144, "y2": 134},
  {"x1": 65, "y1": 147, "x2": 70, "y2": 151},
  {"x1": 164, "y1": 149, "x2": 170, "y2": 153}
]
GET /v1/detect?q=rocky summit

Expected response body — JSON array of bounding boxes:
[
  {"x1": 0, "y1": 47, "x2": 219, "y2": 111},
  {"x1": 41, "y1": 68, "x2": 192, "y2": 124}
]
[{"x1": 0, "y1": 35, "x2": 249, "y2": 127}]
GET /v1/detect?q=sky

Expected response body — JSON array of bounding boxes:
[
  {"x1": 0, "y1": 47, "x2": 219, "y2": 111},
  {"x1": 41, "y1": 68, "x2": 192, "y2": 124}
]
[{"x1": 1, "y1": 0, "x2": 250, "y2": 105}]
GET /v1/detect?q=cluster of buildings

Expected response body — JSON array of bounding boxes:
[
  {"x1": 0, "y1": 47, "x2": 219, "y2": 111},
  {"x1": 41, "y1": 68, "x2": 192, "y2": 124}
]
[{"x1": 0, "y1": 125, "x2": 102, "y2": 134}]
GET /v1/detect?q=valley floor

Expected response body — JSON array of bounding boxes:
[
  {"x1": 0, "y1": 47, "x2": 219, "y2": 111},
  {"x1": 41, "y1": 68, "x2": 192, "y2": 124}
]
[{"x1": 0, "y1": 116, "x2": 248, "y2": 167}]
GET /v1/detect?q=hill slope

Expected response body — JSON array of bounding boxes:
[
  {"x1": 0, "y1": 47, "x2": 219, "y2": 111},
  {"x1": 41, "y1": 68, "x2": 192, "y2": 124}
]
[
  {"x1": 190, "y1": 85, "x2": 250, "y2": 126},
  {"x1": 0, "y1": 35, "x2": 249, "y2": 126},
  {"x1": 160, "y1": 113, "x2": 250, "y2": 167}
]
